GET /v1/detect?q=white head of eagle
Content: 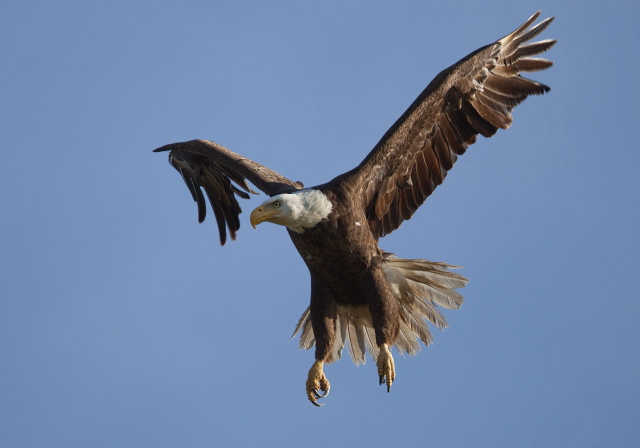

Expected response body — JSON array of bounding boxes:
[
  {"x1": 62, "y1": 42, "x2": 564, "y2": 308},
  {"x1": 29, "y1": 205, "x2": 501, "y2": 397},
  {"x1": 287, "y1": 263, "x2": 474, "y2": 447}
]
[{"x1": 250, "y1": 189, "x2": 333, "y2": 233}]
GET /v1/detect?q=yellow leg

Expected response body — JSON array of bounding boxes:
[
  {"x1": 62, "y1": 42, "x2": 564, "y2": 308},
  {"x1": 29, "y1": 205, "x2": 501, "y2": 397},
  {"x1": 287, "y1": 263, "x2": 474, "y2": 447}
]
[
  {"x1": 306, "y1": 360, "x2": 330, "y2": 407},
  {"x1": 376, "y1": 343, "x2": 396, "y2": 392}
]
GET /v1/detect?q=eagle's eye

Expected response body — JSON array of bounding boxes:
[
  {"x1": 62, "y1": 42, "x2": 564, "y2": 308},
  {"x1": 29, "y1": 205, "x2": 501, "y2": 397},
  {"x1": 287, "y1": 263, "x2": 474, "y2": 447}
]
[{"x1": 273, "y1": 200, "x2": 281, "y2": 208}]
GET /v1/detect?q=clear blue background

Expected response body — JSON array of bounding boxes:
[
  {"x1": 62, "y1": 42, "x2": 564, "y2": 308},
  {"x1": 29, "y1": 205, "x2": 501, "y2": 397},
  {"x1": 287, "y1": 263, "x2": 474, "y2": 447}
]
[{"x1": 2, "y1": 1, "x2": 638, "y2": 447}]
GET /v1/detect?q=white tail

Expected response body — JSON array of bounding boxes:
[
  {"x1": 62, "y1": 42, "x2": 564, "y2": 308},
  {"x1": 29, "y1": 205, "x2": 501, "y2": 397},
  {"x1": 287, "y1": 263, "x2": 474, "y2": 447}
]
[{"x1": 291, "y1": 253, "x2": 468, "y2": 364}]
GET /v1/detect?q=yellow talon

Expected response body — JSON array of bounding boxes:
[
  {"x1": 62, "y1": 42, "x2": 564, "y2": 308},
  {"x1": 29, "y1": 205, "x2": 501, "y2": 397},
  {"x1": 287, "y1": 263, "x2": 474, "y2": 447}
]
[
  {"x1": 376, "y1": 343, "x2": 396, "y2": 392},
  {"x1": 306, "y1": 360, "x2": 330, "y2": 406}
]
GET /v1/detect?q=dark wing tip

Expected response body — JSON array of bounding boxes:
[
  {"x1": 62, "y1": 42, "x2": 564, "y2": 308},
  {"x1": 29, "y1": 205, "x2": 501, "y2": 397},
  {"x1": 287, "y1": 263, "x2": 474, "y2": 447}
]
[
  {"x1": 155, "y1": 140, "x2": 257, "y2": 247},
  {"x1": 153, "y1": 144, "x2": 172, "y2": 153}
]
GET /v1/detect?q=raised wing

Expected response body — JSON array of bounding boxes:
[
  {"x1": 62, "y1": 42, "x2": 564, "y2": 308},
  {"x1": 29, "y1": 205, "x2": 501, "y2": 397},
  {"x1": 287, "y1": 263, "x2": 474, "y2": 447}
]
[
  {"x1": 347, "y1": 11, "x2": 555, "y2": 238},
  {"x1": 154, "y1": 139, "x2": 303, "y2": 245}
]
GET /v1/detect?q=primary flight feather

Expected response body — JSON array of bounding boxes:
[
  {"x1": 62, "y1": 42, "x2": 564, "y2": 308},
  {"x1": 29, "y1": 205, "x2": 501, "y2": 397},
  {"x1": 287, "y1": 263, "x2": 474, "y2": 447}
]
[{"x1": 155, "y1": 11, "x2": 555, "y2": 406}]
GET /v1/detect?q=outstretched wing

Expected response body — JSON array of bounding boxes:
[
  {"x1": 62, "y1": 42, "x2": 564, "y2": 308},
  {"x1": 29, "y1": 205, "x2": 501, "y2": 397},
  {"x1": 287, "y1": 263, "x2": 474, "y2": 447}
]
[
  {"x1": 345, "y1": 11, "x2": 555, "y2": 238},
  {"x1": 154, "y1": 139, "x2": 303, "y2": 245}
]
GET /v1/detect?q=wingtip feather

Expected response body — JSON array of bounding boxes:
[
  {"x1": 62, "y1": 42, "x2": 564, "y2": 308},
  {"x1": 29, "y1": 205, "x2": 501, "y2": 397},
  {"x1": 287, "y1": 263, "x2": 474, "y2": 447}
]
[{"x1": 153, "y1": 144, "x2": 173, "y2": 153}]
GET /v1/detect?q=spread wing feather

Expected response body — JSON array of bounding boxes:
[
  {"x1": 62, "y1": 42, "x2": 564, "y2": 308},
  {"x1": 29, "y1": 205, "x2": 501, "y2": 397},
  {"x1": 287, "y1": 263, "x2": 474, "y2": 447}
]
[
  {"x1": 154, "y1": 139, "x2": 303, "y2": 245},
  {"x1": 343, "y1": 11, "x2": 555, "y2": 238}
]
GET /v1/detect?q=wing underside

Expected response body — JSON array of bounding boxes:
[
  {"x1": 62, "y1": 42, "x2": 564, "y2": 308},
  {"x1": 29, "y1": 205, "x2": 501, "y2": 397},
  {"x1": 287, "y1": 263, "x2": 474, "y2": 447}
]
[{"x1": 154, "y1": 139, "x2": 302, "y2": 245}]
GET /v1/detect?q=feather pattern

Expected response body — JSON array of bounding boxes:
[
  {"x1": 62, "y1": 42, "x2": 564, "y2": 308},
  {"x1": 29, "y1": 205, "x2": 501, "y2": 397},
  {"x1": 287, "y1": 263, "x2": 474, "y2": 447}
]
[
  {"x1": 330, "y1": 315, "x2": 345, "y2": 362},
  {"x1": 292, "y1": 307, "x2": 315, "y2": 350},
  {"x1": 291, "y1": 253, "x2": 468, "y2": 364},
  {"x1": 342, "y1": 11, "x2": 555, "y2": 239},
  {"x1": 154, "y1": 139, "x2": 303, "y2": 245}
]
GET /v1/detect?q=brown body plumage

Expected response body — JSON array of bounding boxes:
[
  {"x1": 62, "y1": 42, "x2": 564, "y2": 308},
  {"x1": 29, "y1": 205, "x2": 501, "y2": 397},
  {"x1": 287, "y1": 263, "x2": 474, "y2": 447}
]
[{"x1": 154, "y1": 12, "x2": 555, "y2": 406}]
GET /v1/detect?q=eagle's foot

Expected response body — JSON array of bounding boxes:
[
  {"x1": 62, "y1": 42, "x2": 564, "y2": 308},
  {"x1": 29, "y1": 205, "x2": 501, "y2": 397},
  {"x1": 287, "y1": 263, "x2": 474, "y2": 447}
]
[
  {"x1": 376, "y1": 343, "x2": 396, "y2": 392},
  {"x1": 306, "y1": 360, "x2": 330, "y2": 407}
]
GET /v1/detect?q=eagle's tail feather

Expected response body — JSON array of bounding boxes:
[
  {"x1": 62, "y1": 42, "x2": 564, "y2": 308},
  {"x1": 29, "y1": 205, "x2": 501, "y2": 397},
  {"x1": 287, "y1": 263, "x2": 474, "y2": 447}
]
[{"x1": 291, "y1": 253, "x2": 468, "y2": 364}]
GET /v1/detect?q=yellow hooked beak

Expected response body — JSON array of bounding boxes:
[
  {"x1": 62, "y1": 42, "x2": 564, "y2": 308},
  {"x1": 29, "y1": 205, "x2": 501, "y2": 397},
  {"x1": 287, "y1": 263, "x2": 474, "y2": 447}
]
[{"x1": 250, "y1": 206, "x2": 282, "y2": 228}]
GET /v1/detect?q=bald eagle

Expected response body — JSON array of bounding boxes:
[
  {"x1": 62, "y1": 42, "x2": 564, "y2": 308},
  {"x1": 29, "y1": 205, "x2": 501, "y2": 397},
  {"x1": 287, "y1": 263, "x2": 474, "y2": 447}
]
[{"x1": 155, "y1": 12, "x2": 555, "y2": 406}]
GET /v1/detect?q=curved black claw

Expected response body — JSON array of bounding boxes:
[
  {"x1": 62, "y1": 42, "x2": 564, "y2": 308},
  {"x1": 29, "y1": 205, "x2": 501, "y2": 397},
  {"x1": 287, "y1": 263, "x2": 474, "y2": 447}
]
[
  {"x1": 379, "y1": 376, "x2": 390, "y2": 392},
  {"x1": 376, "y1": 343, "x2": 396, "y2": 393},
  {"x1": 313, "y1": 388, "x2": 329, "y2": 399},
  {"x1": 308, "y1": 384, "x2": 330, "y2": 406},
  {"x1": 306, "y1": 360, "x2": 330, "y2": 407},
  {"x1": 379, "y1": 375, "x2": 391, "y2": 393}
]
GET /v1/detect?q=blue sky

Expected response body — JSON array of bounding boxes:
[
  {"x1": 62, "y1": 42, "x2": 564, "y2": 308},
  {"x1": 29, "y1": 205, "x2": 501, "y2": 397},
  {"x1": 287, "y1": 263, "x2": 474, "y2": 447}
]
[{"x1": 1, "y1": 1, "x2": 638, "y2": 447}]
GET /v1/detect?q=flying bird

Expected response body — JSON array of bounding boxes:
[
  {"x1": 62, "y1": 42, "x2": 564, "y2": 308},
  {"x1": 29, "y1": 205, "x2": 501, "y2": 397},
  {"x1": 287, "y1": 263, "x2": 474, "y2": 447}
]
[{"x1": 155, "y1": 11, "x2": 555, "y2": 406}]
